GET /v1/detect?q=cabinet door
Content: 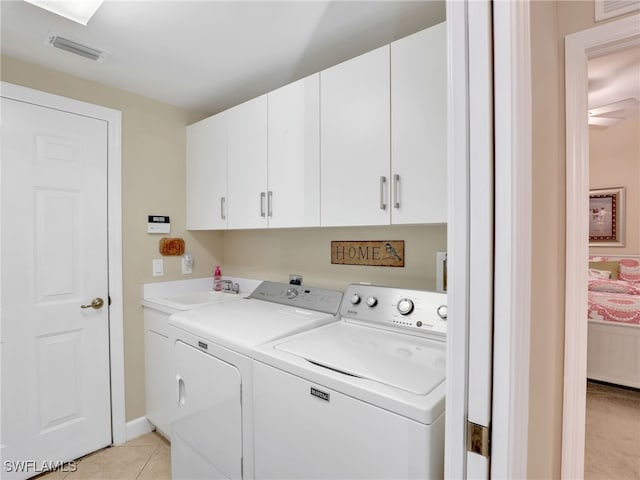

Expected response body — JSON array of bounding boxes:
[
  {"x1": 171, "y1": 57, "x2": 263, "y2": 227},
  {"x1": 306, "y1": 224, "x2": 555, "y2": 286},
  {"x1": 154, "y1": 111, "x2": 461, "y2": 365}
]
[
  {"x1": 227, "y1": 95, "x2": 268, "y2": 229},
  {"x1": 391, "y1": 23, "x2": 447, "y2": 224},
  {"x1": 268, "y1": 73, "x2": 320, "y2": 228},
  {"x1": 144, "y1": 309, "x2": 171, "y2": 438},
  {"x1": 186, "y1": 113, "x2": 228, "y2": 229},
  {"x1": 320, "y1": 45, "x2": 391, "y2": 227}
]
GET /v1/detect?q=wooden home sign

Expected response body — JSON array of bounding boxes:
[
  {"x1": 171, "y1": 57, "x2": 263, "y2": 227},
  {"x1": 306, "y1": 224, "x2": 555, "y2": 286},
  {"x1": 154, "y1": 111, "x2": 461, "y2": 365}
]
[{"x1": 331, "y1": 240, "x2": 404, "y2": 267}]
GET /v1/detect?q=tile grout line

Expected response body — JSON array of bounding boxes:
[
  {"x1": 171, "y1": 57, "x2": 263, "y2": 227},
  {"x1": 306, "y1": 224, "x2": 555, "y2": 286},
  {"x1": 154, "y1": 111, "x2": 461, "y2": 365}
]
[
  {"x1": 134, "y1": 434, "x2": 164, "y2": 479},
  {"x1": 135, "y1": 453, "x2": 154, "y2": 480}
]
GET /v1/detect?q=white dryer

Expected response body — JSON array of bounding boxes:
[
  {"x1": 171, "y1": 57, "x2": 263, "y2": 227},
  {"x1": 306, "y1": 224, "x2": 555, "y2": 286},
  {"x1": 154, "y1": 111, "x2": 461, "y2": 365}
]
[
  {"x1": 252, "y1": 283, "x2": 448, "y2": 479},
  {"x1": 168, "y1": 281, "x2": 342, "y2": 480}
]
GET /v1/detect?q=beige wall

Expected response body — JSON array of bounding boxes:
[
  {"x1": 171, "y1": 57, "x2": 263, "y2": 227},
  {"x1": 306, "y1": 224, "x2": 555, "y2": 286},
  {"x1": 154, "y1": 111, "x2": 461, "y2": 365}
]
[
  {"x1": 529, "y1": 1, "x2": 637, "y2": 477},
  {"x1": 590, "y1": 118, "x2": 640, "y2": 254},
  {"x1": 1, "y1": 55, "x2": 445, "y2": 423},
  {"x1": 530, "y1": 2, "x2": 565, "y2": 477},
  {"x1": 223, "y1": 225, "x2": 446, "y2": 291},
  {"x1": 1, "y1": 55, "x2": 221, "y2": 421}
]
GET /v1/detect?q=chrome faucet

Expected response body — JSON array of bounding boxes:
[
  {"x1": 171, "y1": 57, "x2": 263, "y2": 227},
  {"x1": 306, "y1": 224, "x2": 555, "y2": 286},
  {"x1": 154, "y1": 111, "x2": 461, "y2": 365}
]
[{"x1": 222, "y1": 280, "x2": 240, "y2": 294}]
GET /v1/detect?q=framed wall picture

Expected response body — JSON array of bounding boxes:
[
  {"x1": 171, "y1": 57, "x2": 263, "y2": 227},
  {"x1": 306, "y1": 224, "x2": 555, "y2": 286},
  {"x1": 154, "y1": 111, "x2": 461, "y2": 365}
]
[{"x1": 589, "y1": 187, "x2": 625, "y2": 247}]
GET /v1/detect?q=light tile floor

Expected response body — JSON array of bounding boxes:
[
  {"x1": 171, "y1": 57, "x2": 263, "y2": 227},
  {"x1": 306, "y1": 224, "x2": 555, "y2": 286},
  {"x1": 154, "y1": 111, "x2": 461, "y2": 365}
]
[
  {"x1": 584, "y1": 381, "x2": 640, "y2": 480},
  {"x1": 35, "y1": 432, "x2": 170, "y2": 480}
]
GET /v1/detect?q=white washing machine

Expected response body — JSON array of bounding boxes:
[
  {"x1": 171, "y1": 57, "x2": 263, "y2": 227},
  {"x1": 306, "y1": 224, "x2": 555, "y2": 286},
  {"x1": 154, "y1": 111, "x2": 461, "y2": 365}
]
[
  {"x1": 168, "y1": 281, "x2": 343, "y2": 480},
  {"x1": 252, "y1": 283, "x2": 448, "y2": 479}
]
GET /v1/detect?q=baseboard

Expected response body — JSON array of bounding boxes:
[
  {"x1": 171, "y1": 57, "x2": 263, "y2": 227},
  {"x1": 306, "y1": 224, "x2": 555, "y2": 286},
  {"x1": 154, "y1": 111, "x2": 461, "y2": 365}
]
[{"x1": 124, "y1": 416, "x2": 154, "y2": 443}]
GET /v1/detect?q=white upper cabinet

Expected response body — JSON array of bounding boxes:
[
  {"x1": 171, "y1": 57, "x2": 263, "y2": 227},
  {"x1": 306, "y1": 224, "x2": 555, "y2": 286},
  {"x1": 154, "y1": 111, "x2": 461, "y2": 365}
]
[
  {"x1": 227, "y1": 95, "x2": 268, "y2": 229},
  {"x1": 391, "y1": 22, "x2": 447, "y2": 224},
  {"x1": 187, "y1": 78, "x2": 319, "y2": 231},
  {"x1": 320, "y1": 45, "x2": 391, "y2": 227},
  {"x1": 186, "y1": 23, "x2": 447, "y2": 230},
  {"x1": 186, "y1": 112, "x2": 228, "y2": 230},
  {"x1": 267, "y1": 73, "x2": 320, "y2": 228}
]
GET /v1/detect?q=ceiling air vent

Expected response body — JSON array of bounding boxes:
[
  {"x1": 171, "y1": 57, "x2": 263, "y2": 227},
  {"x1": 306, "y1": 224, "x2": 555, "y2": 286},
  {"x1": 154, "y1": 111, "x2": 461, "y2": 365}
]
[
  {"x1": 595, "y1": 0, "x2": 640, "y2": 21},
  {"x1": 49, "y1": 35, "x2": 106, "y2": 61}
]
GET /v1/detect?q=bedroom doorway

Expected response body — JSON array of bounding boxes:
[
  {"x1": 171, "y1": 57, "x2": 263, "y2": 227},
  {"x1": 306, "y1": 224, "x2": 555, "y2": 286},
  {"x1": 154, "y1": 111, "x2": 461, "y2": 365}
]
[
  {"x1": 563, "y1": 14, "x2": 640, "y2": 479},
  {"x1": 584, "y1": 43, "x2": 640, "y2": 479}
]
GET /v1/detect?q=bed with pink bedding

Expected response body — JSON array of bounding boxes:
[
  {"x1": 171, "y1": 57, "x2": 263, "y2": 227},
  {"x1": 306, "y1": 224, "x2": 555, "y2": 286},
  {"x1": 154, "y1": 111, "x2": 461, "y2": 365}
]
[
  {"x1": 587, "y1": 257, "x2": 640, "y2": 388},
  {"x1": 588, "y1": 280, "x2": 640, "y2": 325}
]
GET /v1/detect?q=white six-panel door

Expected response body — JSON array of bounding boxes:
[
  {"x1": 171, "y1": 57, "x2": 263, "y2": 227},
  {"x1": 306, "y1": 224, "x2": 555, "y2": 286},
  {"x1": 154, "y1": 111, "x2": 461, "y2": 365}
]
[{"x1": 1, "y1": 98, "x2": 112, "y2": 479}]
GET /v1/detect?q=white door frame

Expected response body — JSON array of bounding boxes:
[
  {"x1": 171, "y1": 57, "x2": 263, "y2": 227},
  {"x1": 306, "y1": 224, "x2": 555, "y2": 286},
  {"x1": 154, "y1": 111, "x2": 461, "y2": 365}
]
[
  {"x1": 445, "y1": 1, "x2": 531, "y2": 477},
  {"x1": 445, "y1": 2, "x2": 472, "y2": 476},
  {"x1": 491, "y1": 2, "x2": 533, "y2": 478},
  {"x1": 0, "y1": 81, "x2": 126, "y2": 445},
  {"x1": 562, "y1": 15, "x2": 640, "y2": 479}
]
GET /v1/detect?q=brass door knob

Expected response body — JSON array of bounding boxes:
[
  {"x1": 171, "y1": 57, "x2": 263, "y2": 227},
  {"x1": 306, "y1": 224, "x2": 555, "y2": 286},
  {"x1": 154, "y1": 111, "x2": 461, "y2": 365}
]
[{"x1": 81, "y1": 297, "x2": 104, "y2": 309}]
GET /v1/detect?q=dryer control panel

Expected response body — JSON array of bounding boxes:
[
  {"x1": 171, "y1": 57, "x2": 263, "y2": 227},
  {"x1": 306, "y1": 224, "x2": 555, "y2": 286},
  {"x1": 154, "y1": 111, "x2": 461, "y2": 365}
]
[
  {"x1": 248, "y1": 281, "x2": 343, "y2": 315},
  {"x1": 340, "y1": 284, "x2": 447, "y2": 337}
]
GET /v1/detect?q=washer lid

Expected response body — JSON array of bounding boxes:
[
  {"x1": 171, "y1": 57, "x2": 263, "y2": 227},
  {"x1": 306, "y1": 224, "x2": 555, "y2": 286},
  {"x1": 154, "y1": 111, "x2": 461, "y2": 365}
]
[
  {"x1": 169, "y1": 299, "x2": 337, "y2": 355},
  {"x1": 274, "y1": 322, "x2": 445, "y2": 395}
]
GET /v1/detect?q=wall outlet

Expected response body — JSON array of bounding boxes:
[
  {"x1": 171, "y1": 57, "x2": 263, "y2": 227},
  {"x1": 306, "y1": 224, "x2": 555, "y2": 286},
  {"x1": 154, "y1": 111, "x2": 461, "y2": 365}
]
[
  {"x1": 182, "y1": 254, "x2": 193, "y2": 275},
  {"x1": 152, "y1": 259, "x2": 164, "y2": 277}
]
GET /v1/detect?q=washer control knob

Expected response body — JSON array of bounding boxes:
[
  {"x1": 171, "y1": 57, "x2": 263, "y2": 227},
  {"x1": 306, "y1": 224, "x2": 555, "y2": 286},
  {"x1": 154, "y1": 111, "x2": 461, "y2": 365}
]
[
  {"x1": 437, "y1": 305, "x2": 448, "y2": 320},
  {"x1": 350, "y1": 293, "x2": 361, "y2": 305},
  {"x1": 366, "y1": 296, "x2": 378, "y2": 307},
  {"x1": 286, "y1": 288, "x2": 298, "y2": 299},
  {"x1": 397, "y1": 298, "x2": 414, "y2": 315}
]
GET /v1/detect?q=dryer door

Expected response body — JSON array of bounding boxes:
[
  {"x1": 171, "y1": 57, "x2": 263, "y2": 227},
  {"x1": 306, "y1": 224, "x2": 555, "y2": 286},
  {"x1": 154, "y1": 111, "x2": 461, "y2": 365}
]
[{"x1": 172, "y1": 340, "x2": 242, "y2": 480}]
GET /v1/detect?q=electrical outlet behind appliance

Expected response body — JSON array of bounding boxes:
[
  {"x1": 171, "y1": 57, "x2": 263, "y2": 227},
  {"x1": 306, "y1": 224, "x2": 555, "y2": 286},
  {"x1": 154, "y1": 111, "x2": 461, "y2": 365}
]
[{"x1": 436, "y1": 252, "x2": 447, "y2": 293}]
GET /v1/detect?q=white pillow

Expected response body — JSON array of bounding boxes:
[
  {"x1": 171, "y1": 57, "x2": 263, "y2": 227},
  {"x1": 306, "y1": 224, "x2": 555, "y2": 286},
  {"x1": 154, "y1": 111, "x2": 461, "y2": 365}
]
[{"x1": 588, "y1": 268, "x2": 611, "y2": 279}]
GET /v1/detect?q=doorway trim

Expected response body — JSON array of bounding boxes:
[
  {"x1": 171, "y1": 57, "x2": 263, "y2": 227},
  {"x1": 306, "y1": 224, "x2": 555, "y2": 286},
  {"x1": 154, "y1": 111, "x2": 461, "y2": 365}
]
[
  {"x1": 0, "y1": 81, "x2": 126, "y2": 445},
  {"x1": 444, "y1": 1, "x2": 532, "y2": 478},
  {"x1": 491, "y1": 2, "x2": 533, "y2": 478},
  {"x1": 562, "y1": 14, "x2": 640, "y2": 479}
]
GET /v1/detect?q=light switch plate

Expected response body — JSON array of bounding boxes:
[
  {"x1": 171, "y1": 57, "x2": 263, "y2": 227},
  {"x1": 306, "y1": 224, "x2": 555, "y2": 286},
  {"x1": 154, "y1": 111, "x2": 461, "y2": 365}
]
[{"x1": 153, "y1": 259, "x2": 164, "y2": 277}]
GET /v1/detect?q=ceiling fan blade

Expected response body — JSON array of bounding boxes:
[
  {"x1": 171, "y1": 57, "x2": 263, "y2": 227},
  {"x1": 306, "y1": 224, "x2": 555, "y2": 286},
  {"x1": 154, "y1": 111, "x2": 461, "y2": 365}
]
[
  {"x1": 588, "y1": 116, "x2": 623, "y2": 127},
  {"x1": 592, "y1": 108, "x2": 627, "y2": 119},
  {"x1": 588, "y1": 97, "x2": 639, "y2": 116}
]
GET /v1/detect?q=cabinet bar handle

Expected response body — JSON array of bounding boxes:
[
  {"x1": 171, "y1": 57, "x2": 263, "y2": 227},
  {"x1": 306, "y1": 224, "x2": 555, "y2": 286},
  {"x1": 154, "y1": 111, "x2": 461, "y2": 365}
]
[
  {"x1": 260, "y1": 192, "x2": 266, "y2": 217},
  {"x1": 268, "y1": 191, "x2": 273, "y2": 217},
  {"x1": 393, "y1": 174, "x2": 400, "y2": 209},
  {"x1": 221, "y1": 197, "x2": 226, "y2": 220},
  {"x1": 379, "y1": 176, "x2": 387, "y2": 210}
]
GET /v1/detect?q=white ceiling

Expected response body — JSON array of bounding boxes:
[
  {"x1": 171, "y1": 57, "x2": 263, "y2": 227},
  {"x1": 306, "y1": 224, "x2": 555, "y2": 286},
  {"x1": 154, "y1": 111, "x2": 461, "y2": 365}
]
[{"x1": 1, "y1": 0, "x2": 445, "y2": 115}]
